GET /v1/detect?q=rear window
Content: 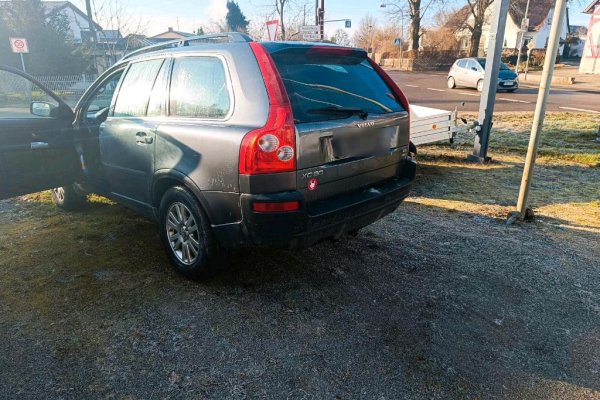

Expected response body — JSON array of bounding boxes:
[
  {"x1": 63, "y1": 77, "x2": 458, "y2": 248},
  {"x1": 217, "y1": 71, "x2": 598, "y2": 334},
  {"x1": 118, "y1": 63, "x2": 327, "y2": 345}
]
[{"x1": 271, "y1": 50, "x2": 404, "y2": 124}]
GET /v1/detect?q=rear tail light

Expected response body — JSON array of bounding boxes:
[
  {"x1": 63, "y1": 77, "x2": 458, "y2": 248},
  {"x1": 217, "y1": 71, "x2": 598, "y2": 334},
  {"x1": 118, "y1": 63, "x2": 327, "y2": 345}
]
[
  {"x1": 367, "y1": 58, "x2": 411, "y2": 144},
  {"x1": 253, "y1": 201, "x2": 299, "y2": 212},
  {"x1": 307, "y1": 46, "x2": 354, "y2": 56},
  {"x1": 240, "y1": 43, "x2": 296, "y2": 175}
]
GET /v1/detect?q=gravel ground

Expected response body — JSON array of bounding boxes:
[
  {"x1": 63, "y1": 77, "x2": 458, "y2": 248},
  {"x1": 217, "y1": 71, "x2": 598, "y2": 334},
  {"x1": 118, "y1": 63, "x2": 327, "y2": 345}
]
[{"x1": 0, "y1": 194, "x2": 599, "y2": 399}]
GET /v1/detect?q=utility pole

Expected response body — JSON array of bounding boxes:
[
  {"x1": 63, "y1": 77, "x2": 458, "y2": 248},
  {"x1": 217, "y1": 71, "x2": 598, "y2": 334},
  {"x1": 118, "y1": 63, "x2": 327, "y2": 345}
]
[
  {"x1": 467, "y1": 0, "x2": 512, "y2": 163},
  {"x1": 513, "y1": 0, "x2": 568, "y2": 221},
  {"x1": 515, "y1": 0, "x2": 531, "y2": 74},
  {"x1": 315, "y1": 0, "x2": 319, "y2": 25},
  {"x1": 85, "y1": 0, "x2": 96, "y2": 42},
  {"x1": 319, "y1": 0, "x2": 325, "y2": 40}
]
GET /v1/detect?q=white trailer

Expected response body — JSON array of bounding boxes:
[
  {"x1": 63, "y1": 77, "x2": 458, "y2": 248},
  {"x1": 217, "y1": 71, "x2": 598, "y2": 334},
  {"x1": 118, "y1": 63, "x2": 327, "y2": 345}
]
[{"x1": 409, "y1": 105, "x2": 457, "y2": 146}]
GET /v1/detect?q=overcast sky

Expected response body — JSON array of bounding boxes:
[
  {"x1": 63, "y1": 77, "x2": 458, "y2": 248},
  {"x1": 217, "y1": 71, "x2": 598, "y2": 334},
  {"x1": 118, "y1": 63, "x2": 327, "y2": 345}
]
[{"x1": 66, "y1": 0, "x2": 592, "y2": 39}]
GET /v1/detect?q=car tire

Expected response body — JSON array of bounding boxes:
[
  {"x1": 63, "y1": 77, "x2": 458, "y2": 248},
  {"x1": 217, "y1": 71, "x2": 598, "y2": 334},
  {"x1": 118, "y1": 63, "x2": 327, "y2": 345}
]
[
  {"x1": 158, "y1": 186, "x2": 226, "y2": 280},
  {"x1": 447, "y1": 76, "x2": 456, "y2": 89},
  {"x1": 51, "y1": 185, "x2": 87, "y2": 211},
  {"x1": 477, "y1": 80, "x2": 484, "y2": 92}
]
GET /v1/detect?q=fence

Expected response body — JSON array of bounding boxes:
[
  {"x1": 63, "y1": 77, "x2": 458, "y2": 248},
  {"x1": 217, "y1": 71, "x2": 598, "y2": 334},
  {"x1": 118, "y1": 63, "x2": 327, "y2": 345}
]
[{"x1": 35, "y1": 74, "x2": 98, "y2": 105}]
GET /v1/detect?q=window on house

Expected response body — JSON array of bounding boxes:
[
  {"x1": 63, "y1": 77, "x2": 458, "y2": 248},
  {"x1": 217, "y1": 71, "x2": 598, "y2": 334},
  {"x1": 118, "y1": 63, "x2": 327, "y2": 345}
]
[
  {"x1": 504, "y1": 39, "x2": 508, "y2": 47},
  {"x1": 460, "y1": 37, "x2": 470, "y2": 49}
]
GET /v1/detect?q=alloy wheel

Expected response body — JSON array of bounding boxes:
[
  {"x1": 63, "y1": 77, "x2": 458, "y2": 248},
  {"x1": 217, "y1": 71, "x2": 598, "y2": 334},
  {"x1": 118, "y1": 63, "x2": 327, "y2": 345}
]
[
  {"x1": 53, "y1": 187, "x2": 65, "y2": 202},
  {"x1": 166, "y1": 202, "x2": 201, "y2": 265}
]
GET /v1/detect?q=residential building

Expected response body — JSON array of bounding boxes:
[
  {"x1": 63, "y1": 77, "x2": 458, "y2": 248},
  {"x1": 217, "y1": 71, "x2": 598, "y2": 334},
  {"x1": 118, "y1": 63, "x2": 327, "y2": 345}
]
[
  {"x1": 580, "y1": 0, "x2": 600, "y2": 73},
  {"x1": 149, "y1": 27, "x2": 196, "y2": 42},
  {"x1": 42, "y1": 1, "x2": 102, "y2": 43},
  {"x1": 449, "y1": 0, "x2": 569, "y2": 55}
]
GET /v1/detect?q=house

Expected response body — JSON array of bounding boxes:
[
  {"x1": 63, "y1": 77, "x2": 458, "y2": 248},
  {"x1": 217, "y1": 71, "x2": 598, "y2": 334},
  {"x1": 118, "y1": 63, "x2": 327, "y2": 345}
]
[
  {"x1": 579, "y1": 0, "x2": 600, "y2": 74},
  {"x1": 566, "y1": 25, "x2": 588, "y2": 58},
  {"x1": 42, "y1": 1, "x2": 103, "y2": 43},
  {"x1": 149, "y1": 27, "x2": 196, "y2": 43},
  {"x1": 449, "y1": 0, "x2": 569, "y2": 56}
]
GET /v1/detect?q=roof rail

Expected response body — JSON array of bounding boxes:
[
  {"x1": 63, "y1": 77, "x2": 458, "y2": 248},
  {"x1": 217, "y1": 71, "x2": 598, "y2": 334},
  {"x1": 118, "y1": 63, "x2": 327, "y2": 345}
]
[{"x1": 120, "y1": 32, "x2": 253, "y2": 62}]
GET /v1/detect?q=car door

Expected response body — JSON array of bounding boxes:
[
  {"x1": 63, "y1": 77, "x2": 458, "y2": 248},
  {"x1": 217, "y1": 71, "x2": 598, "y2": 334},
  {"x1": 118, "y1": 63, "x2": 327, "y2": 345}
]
[
  {"x1": 0, "y1": 66, "x2": 78, "y2": 200},
  {"x1": 466, "y1": 60, "x2": 480, "y2": 88},
  {"x1": 455, "y1": 59, "x2": 468, "y2": 85},
  {"x1": 99, "y1": 57, "x2": 170, "y2": 205}
]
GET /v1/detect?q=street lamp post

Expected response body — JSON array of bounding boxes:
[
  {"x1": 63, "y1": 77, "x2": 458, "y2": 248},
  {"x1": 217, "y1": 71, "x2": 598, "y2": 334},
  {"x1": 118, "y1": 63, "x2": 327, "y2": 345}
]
[{"x1": 515, "y1": 0, "x2": 531, "y2": 74}]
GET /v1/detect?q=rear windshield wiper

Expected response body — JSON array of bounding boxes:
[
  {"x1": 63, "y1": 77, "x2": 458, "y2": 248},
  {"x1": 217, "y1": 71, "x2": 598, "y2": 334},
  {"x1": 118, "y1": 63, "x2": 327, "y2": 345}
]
[{"x1": 306, "y1": 107, "x2": 369, "y2": 120}]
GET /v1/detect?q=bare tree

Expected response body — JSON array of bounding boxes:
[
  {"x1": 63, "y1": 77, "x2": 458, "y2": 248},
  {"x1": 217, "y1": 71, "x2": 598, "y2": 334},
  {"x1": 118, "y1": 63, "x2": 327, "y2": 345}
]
[
  {"x1": 464, "y1": 0, "x2": 494, "y2": 57},
  {"x1": 87, "y1": 0, "x2": 150, "y2": 71},
  {"x1": 274, "y1": 0, "x2": 288, "y2": 40},
  {"x1": 353, "y1": 15, "x2": 377, "y2": 50},
  {"x1": 332, "y1": 28, "x2": 350, "y2": 46},
  {"x1": 382, "y1": 0, "x2": 445, "y2": 51}
]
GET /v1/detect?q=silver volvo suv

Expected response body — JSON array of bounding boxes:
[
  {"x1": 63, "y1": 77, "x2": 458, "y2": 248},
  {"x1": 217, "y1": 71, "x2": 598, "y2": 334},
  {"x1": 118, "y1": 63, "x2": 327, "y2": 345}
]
[{"x1": 0, "y1": 33, "x2": 416, "y2": 279}]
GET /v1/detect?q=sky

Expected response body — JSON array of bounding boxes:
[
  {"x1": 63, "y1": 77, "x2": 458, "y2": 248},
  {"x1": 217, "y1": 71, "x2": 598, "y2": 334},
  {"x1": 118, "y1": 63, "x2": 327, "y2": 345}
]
[{"x1": 67, "y1": 0, "x2": 593, "y2": 40}]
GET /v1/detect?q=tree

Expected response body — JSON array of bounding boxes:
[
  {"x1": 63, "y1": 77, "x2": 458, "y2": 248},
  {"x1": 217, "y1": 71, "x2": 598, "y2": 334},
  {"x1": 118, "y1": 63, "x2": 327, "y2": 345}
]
[
  {"x1": 353, "y1": 15, "x2": 377, "y2": 50},
  {"x1": 382, "y1": 0, "x2": 445, "y2": 51},
  {"x1": 464, "y1": 0, "x2": 494, "y2": 57},
  {"x1": 197, "y1": 27, "x2": 205, "y2": 35},
  {"x1": 0, "y1": 0, "x2": 88, "y2": 75},
  {"x1": 332, "y1": 28, "x2": 351, "y2": 46},
  {"x1": 226, "y1": 1, "x2": 249, "y2": 33},
  {"x1": 274, "y1": 0, "x2": 288, "y2": 40}
]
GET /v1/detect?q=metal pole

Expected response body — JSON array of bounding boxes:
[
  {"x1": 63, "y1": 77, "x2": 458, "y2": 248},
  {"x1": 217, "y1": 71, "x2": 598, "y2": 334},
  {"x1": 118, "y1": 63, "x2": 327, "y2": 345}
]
[
  {"x1": 319, "y1": 0, "x2": 324, "y2": 40},
  {"x1": 515, "y1": 0, "x2": 530, "y2": 74},
  {"x1": 524, "y1": 49, "x2": 531, "y2": 79},
  {"x1": 315, "y1": 0, "x2": 318, "y2": 25},
  {"x1": 515, "y1": 0, "x2": 568, "y2": 220},
  {"x1": 467, "y1": 0, "x2": 511, "y2": 163},
  {"x1": 19, "y1": 53, "x2": 26, "y2": 73}
]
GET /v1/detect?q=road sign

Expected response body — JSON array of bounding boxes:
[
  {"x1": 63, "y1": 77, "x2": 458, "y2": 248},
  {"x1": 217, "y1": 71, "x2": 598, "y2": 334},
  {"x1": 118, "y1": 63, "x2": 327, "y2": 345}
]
[
  {"x1": 345, "y1": 20, "x2": 351, "y2": 28},
  {"x1": 9, "y1": 38, "x2": 29, "y2": 53},
  {"x1": 527, "y1": 42, "x2": 535, "y2": 50},
  {"x1": 394, "y1": 38, "x2": 402, "y2": 46},
  {"x1": 266, "y1": 20, "x2": 279, "y2": 41},
  {"x1": 300, "y1": 25, "x2": 319, "y2": 32},
  {"x1": 302, "y1": 33, "x2": 320, "y2": 40}
]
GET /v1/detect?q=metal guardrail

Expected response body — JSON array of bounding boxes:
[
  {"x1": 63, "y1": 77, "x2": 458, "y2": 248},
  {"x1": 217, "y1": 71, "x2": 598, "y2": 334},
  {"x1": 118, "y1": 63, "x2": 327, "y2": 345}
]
[{"x1": 120, "y1": 32, "x2": 254, "y2": 62}]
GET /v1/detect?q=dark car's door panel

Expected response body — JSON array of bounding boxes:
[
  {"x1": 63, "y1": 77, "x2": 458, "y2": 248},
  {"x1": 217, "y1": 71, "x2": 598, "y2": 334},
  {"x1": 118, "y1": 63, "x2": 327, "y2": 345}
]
[{"x1": 0, "y1": 66, "x2": 78, "y2": 200}]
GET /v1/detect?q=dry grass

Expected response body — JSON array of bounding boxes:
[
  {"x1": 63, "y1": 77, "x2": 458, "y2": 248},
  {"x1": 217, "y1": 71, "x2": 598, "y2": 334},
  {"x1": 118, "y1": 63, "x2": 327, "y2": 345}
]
[{"x1": 411, "y1": 112, "x2": 600, "y2": 230}]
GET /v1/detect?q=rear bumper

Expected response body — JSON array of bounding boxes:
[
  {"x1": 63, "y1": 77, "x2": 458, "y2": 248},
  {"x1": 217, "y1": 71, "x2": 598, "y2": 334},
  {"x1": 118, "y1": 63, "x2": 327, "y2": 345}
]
[{"x1": 212, "y1": 158, "x2": 417, "y2": 250}]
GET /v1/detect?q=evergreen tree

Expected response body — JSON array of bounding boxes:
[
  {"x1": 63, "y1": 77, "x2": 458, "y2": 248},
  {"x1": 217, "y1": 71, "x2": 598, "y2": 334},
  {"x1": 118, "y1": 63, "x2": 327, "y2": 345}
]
[
  {"x1": 225, "y1": 1, "x2": 249, "y2": 33},
  {"x1": 197, "y1": 27, "x2": 205, "y2": 35},
  {"x1": 0, "y1": 0, "x2": 88, "y2": 75}
]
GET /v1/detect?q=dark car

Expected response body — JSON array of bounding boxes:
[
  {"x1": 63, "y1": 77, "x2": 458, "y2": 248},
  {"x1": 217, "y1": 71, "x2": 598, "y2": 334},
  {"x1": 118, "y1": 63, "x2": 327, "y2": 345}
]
[
  {"x1": 447, "y1": 57, "x2": 519, "y2": 92},
  {"x1": 0, "y1": 33, "x2": 416, "y2": 279}
]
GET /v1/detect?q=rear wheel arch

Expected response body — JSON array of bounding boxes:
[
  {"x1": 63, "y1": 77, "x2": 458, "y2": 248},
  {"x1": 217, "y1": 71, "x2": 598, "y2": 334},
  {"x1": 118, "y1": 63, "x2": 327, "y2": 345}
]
[{"x1": 151, "y1": 170, "x2": 215, "y2": 224}]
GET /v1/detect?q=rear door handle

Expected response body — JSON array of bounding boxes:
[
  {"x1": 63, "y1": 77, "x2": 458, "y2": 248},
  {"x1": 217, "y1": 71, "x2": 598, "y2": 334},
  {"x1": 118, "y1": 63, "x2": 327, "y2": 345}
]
[
  {"x1": 31, "y1": 142, "x2": 50, "y2": 149},
  {"x1": 135, "y1": 132, "x2": 153, "y2": 145}
]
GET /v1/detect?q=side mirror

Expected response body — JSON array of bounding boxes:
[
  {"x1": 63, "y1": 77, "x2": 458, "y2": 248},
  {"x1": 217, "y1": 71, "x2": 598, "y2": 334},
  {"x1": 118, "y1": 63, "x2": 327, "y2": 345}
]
[
  {"x1": 471, "y1": 67, "x2": 478, "y2": 71},
  {"x1": 88, "y1": 104, "x2": 100, "y2": 112},
  {"x1": 30, "y1": 101, "x2": 55, "y2": 117}
]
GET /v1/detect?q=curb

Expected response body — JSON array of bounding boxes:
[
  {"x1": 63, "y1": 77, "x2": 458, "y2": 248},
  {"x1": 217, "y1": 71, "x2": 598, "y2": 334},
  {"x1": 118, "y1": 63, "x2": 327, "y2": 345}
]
[{"x1": 521, "y1": 74, "x2": 575, "y2": 85}]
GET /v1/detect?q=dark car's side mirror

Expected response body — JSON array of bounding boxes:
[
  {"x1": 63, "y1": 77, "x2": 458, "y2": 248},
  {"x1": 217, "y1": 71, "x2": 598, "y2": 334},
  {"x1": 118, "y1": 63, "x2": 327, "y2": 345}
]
[{"x1": 30, "y1": 101, "x2": 55, "y2": 117}]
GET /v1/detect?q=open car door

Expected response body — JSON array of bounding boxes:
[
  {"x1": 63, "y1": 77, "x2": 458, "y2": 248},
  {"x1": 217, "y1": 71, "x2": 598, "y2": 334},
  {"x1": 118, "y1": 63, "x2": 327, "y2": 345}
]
[{"x1": 0, "y1": 65, "x2": 79, "y2": 200}]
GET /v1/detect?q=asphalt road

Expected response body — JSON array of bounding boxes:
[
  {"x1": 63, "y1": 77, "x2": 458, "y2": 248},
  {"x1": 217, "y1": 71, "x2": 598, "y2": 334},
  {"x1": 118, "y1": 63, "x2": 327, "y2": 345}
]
[{"x1": 387, "y1": 70, "x2": 600, "y2": 114}]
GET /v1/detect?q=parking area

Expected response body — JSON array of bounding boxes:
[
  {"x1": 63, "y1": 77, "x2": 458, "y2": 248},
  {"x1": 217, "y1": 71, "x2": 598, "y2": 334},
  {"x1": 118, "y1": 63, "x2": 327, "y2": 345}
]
[{"x1": 1, "y1": 113, "x2": 599, "y2": 399}]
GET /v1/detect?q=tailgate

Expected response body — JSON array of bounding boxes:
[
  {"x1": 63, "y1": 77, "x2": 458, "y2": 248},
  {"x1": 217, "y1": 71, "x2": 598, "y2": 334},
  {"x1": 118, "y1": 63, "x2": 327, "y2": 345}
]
[{"x1": 267, "y1": 44, "x2": 410, "y2": 204}]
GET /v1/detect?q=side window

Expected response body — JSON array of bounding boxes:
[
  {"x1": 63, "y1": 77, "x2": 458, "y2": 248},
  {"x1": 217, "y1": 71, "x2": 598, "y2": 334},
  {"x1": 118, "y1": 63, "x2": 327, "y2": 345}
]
[
  {"x1": 467, "y1": 60, "x2": 478, "y2": 71},
  {"x1": 0, "y1": 70, "x2": 58, "y2": 119},
  {"x1": 147, "y1": 59, "x2": 171, "y2": 117},
  {"x1": 169, "y1": 57, "x2": 230, "y2": 119},
  {"x1": 113, "y1": 58, "x2": 165, "y2": 117},
  {"x1": 457, "y1": 59, "x2": 468, "y2": 69},
  {"x1": 85, "y1": 70, "x2": 124, "y2": 114}
]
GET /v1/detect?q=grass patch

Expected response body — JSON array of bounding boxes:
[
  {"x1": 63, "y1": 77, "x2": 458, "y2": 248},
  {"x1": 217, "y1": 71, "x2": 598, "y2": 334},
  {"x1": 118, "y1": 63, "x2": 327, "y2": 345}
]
[{"x1": 412, "y1": 112, "x2": 600, "y2": 229}]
